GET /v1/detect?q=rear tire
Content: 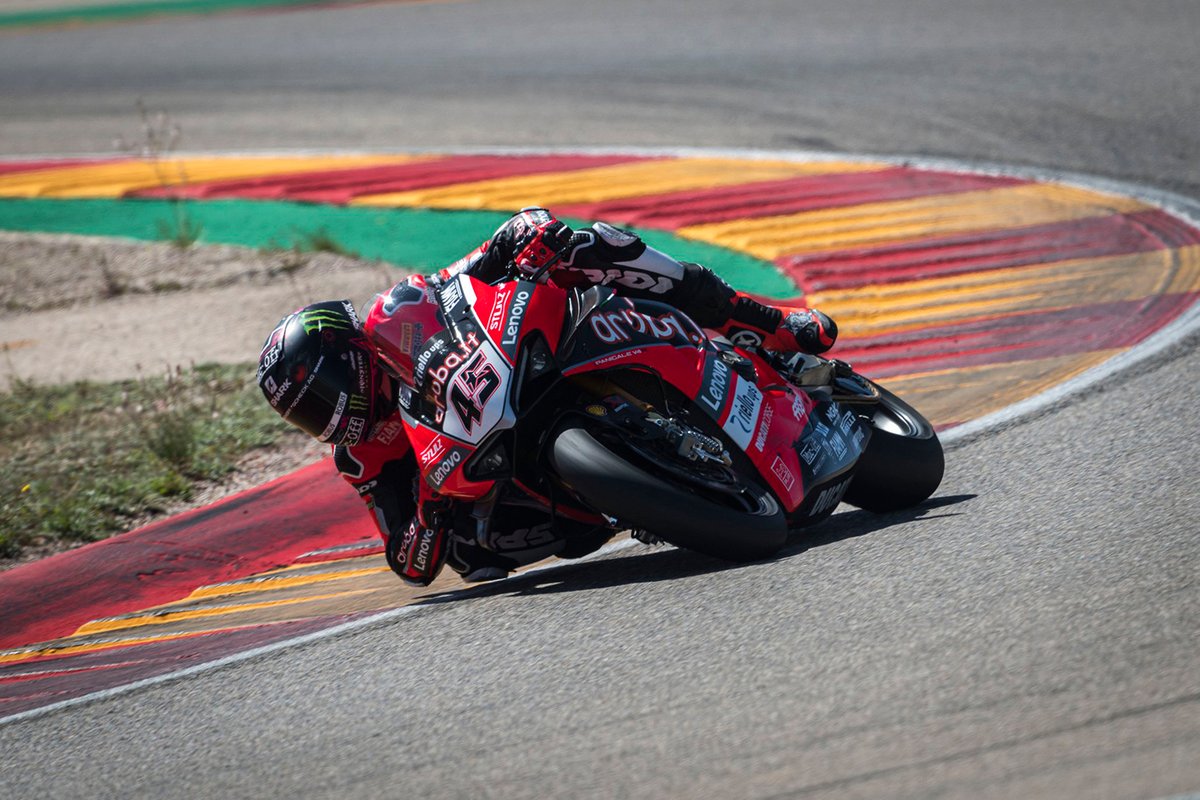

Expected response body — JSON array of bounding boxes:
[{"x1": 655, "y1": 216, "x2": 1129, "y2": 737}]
[
  {"x1": 549, "y1": 424, "x2": 787, "y2": 561},
  {"x1": 843, "y1": 383, "x2": 944, "y2": 513}
]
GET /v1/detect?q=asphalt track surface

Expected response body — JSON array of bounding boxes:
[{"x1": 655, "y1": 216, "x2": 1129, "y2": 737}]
[{"x1": 1, "y1": 1, "x2": 1198, "y2": 798}]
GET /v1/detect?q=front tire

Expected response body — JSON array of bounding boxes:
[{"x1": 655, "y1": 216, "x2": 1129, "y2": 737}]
[
  {"x1": 549, "y1": 424, "x2": 787, "y2": 561},
  {"x1": 843, "y1": 383, "x2": 944, "y2": 513}
]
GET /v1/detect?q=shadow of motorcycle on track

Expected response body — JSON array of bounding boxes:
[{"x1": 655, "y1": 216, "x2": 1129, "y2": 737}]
[{"x1": 423, "y1": 494, "x2": 976, "y2": 601}]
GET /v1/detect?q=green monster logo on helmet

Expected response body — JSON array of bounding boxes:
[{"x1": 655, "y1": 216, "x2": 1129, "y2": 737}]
[{"x1": 298, "y1": 309, "x2": 352, "y2": 335}]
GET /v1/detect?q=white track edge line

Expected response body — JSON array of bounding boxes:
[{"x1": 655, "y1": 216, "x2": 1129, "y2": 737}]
[
  {"x1": 2, "y1": 146, "x2": 1198, "y2": 727},
  {"x1": 0, "y1": 538, "x2": 642, "y2": 727}
]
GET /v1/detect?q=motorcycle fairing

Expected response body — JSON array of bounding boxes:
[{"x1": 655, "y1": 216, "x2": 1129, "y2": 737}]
[
  {"x1": 553, "y1": 287, "x2": 821, "y2": 513},
  {"x1": 691, "y1": 347, "x2": 872, "y2": 519},
  {"x1": 419, "y1": 274, "x2": 573, "y2": 449},
  {"x1": 400, "y1": 410, "x2": 494, "y2": 498},
  {"x1": 467, "y1": 278, "x2": 563, "y2": 365},
  {"x1": 555, "y1": 291, "x2": 712, "y2": 411},
  {"x1": 731, "y1": 385, "x2": 810, "y2": 511},
  {"x1": 409, "y1": 273, "x2": 873, "y2": 518},
  {"x1": 401, "y1": 276, "x2": 573, "y2": 497},
  {"x1": 788, "y1": 397, "x2": 871, "y2": 523},
  {"x1": 694, "y1": 350, "x2": 768, "y2": 451},
  {"x1": 557, "y1": 291, "x2": 707, "y2": 372}
]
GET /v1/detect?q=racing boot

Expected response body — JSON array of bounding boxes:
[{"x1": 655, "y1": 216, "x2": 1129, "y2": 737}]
[
  {"x1": 722, "y1": 296, "x2": 838, "y2": 355},
  {"x1": 445, "y1": 536, "x2": 517, "y2": 583},
  {"x1": 775, "y1": 307, "x2": 838, "y2": 354}
]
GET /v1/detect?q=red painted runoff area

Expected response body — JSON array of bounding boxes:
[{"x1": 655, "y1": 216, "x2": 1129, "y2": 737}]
[
  {"x1": 0, "y1": 460, "x2": 361, "y2": 650},
  {"x1": 0, "y1": 615, "x2": 371, "y2": 717}
]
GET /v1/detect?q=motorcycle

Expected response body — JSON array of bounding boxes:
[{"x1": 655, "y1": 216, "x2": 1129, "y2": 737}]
[{"x1": 379, "y1": 271, "x2": 944, "y2": 564}]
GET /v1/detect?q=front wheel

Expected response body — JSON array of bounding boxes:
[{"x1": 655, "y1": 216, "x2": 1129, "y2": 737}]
[
  {"x1": 843, "y1": 382, "x2": 944, "y2": 513},
  {"x1": 549, "y1": 424, "x2": 787, "y2": 561}
]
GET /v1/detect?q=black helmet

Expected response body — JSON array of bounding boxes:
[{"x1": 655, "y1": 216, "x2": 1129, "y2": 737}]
[{"x1": 256, "y1": 300, "x2": 386, "y2": 447}]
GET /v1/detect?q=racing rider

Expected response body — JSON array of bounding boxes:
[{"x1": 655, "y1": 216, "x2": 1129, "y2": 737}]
[{"x1": 257, "y1": 208, "x2": 838, "y2": 587}]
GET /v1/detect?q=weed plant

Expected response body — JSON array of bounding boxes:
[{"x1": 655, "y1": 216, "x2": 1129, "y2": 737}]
[
  {"x1": 115, "y1": 99, "x2": 203, "y2": 248},
  {"x1": 293, "y1": 226, "x2": 357, "y2": 257},
  {"x1": 0, "y1": 363, "x2": 287, "y2": 559},
  {"x1": 260, "y1": 227, "x2": 360, "y2": 274}
]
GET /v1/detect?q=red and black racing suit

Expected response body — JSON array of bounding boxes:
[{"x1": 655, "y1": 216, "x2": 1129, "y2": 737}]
[{"x1": 334, "y1": 209, "x2": 837, "y2": 586}]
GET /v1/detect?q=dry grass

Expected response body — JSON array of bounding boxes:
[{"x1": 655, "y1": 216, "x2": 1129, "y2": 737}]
[{"x1": 0, "y1": 362, "x2": 296, "y2": 559}]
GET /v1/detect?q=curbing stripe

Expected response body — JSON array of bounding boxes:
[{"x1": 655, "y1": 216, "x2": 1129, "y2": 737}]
[
  {"x1": 0, "y1": 155, "x2": 409, "y2": 198},
  {"x1": 807, "y1": 248, "x2": 1200, "y2": 336},
  {"x1": 72, "y1": 588, "x2": 381, "y2": 636},
  {"x1": 677, "y1": 183, "x2": 1149, "y2": 261},
  {"x1": 0, "y1": 538, "x2": 642, "y2": 726},
  {"x1": 0, "y1": 146, "x2": 1198, "y2": 726},
  {"x1": 133, "y1": 153, "x2": 648, "y2": 202},
  {"x1": 781, "y1": 210, "x2": 1192, "y2": 292},
  {"x1": 349, "y1": 157, "x2": 883, "y2": 211},
  {"x1": 555, "y1": 167, "x2": 1026, "y2": 231}
]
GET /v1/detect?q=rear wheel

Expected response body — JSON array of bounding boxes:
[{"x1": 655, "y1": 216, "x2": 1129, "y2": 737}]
[
  {"x1": 843, "y1": 382, "x2": 944, "y2": 513},
  {"x1": 549, "y1": 423, "x2": 787, "y2": 561}
]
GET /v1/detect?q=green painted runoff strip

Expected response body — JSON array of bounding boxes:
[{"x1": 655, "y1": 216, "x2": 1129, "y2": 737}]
[
  {"x1": 0, "y1": 0, "x2": 366, "y2": 29},
  {"x1": 0, "y1": 198, "x2": 800, "y2": 298}
]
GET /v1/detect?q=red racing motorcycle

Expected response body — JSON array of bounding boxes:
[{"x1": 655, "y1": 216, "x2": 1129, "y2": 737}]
[{"x1": 383, "y1": 272, "x2": 944, "y2": 562}]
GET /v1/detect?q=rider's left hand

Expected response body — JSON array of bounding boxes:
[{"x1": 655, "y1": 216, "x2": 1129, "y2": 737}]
[{"x1": 491, "y1": 208, "x2": 574, "y2": 277}]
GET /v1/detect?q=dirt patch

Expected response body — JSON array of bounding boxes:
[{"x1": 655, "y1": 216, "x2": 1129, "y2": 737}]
[
  {"x1": 0, "y1": 232, "x2": 403, "y2": 569},
  {"x1": 0, "y1": 231, "x2": 402, "y2": 384}
]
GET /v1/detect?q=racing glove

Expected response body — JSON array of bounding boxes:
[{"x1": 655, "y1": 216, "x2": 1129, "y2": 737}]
[{"x1": 489, "y1": 207, "x2": 575, "y2": 278}]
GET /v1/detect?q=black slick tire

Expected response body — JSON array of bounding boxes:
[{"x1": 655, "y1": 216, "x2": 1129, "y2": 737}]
[
  {"x1": 549, "y1": 424, "x2": 787, "y2": 561},
  {"x1": 843, "y1": 383, "x2": 944, "y2": 513}
]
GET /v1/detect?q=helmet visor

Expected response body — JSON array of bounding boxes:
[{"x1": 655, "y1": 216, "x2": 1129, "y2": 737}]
[{"x1": 284, "y1": 341, "x2": 378, "y2": 445}]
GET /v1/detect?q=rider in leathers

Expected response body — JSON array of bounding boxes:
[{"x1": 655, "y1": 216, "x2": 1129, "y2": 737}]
[{"x1": 258, "y1": 209, "x2": 837, "y2": 586}]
